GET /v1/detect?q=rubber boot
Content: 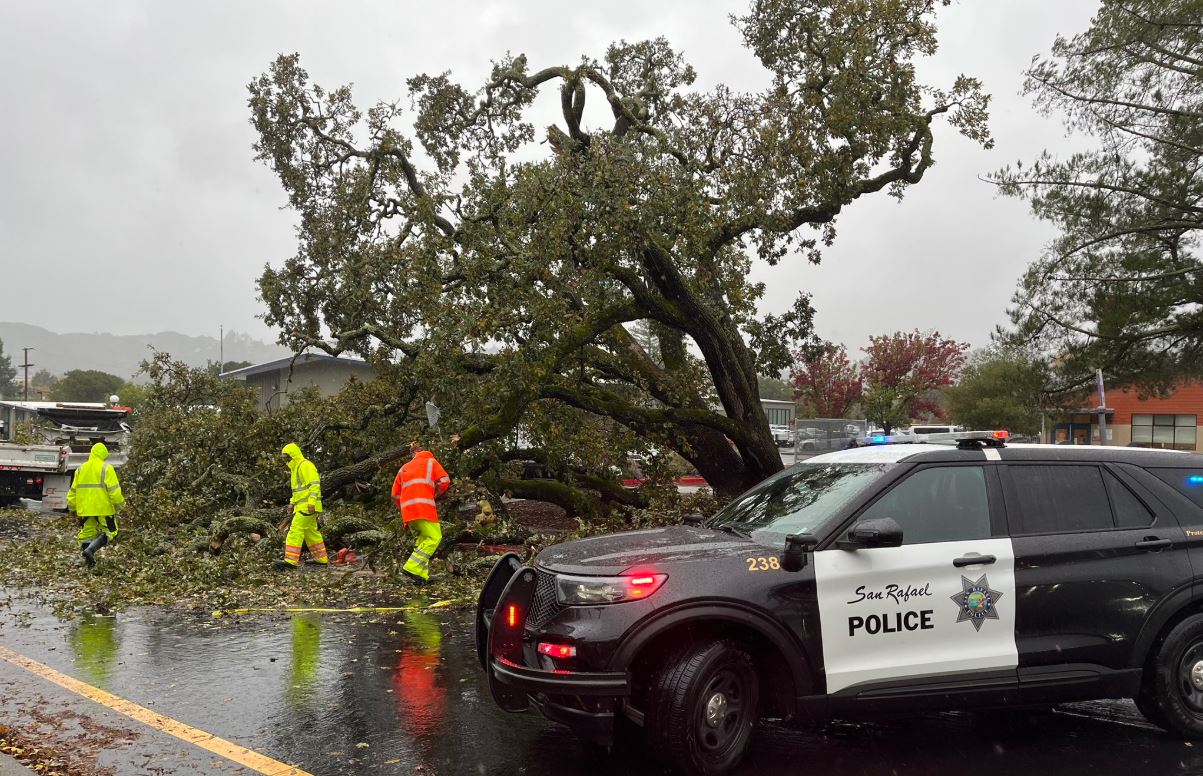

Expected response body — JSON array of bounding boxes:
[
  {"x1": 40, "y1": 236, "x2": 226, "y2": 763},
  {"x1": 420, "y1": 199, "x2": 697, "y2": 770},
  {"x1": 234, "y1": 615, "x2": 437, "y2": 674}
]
[
  {"x1": 401, "y1": 568, "x2": 429, "y2": 587},
  {"x1": 81, "y1": 542, "x2": 93, "y2": 568},
  {"x1": 83, "y1": 533, "x2": 109, "y2": 567},
  {"x1": 273, "y1": 559, "x2": 297, "y2": 571}
]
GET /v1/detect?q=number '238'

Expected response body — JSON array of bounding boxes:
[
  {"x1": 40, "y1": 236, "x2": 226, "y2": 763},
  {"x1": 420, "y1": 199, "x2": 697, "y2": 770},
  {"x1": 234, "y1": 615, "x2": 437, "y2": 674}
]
[{"x1": 746, "y1": 556, "x2": 781, "y2": 572}]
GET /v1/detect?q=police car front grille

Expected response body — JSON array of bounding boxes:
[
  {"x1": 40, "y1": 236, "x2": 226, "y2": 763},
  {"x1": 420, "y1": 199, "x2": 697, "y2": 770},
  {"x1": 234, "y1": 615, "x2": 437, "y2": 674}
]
[{"x1": 526, "y1": 569, "x2": 564, "y2": 630}]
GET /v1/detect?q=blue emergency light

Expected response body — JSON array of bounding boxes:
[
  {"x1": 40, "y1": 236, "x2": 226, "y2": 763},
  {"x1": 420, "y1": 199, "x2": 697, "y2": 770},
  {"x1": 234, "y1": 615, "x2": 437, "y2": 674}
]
[
  {"x1": 1188, "y1": 475, "x2": 1203, "y2": 486},
  {"x1": 871, "y1": 435, "x2": 888, "y2": 444}
]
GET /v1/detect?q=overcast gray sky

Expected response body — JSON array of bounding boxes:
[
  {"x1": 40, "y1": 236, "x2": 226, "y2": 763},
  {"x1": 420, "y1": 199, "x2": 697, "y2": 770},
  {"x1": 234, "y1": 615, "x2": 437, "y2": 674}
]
[{"x1": 0, "y1": 0, "x2": 1098, "y2": 352}]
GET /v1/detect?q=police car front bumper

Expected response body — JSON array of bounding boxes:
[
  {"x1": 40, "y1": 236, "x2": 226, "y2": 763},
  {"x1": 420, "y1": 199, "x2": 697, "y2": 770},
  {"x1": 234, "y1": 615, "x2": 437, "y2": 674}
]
[
  {"x1": 489, "y1": 658, "x2": 630, "y2": 743},
  {"x1": 490, "y1": 657, "x2": 630, "y2": 696}
]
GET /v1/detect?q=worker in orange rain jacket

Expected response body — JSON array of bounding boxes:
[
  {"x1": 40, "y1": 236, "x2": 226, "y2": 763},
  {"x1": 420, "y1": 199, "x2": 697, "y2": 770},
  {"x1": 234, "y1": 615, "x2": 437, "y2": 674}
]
[
  {"x1": 275, "y1": 443, "x2": 328, "y2": 570},
  {"x1": 392, "y1": 439, "x2": 453, "y2": 584}
]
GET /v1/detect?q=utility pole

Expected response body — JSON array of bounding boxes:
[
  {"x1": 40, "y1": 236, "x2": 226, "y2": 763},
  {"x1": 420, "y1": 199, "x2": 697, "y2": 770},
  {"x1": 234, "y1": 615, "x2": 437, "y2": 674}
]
[
  {"x1": 1096, "y1": 368, "x2": 1108, "y2": 446},
  {"x1": 219, "y1": 325, "x2": 224, "y2": 371},
  {"x1": 21, "y1": 347, "x2": 34, "y2": 402}
]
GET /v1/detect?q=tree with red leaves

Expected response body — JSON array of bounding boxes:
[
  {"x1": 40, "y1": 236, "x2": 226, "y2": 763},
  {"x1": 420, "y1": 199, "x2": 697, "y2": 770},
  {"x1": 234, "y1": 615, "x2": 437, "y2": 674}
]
[
  {"x1": 790, "y1": 343, "x2": 863, "y2": 418},
  {"x1": 862, "y1": 330, "x2": 969, "y2": 434}
]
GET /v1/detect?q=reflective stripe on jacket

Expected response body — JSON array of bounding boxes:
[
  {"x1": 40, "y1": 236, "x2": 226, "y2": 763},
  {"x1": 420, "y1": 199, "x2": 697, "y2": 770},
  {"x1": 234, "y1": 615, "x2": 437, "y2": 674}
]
[
  {"x1": 283, "y1": 442, "x2": 322, "y2": 514},
  {"x1": 391, "y1": 451, "x2": 450, "y2": 524},
  {"x1": 66, "y1": 442, "x2": 124, "y2": 517}
]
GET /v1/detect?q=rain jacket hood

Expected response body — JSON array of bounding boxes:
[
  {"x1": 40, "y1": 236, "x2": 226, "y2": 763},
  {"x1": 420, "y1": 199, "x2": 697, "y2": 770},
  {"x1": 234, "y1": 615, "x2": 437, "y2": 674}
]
[
  {"x1": 90, "y1": 442, "x2": 110, "y2": 462},
  {"x1": 282, "y1": 443, "x2": 323, "y2": 515},
  {"x1": 282, "y1": 443, "x2": 303, "y2": 466}
]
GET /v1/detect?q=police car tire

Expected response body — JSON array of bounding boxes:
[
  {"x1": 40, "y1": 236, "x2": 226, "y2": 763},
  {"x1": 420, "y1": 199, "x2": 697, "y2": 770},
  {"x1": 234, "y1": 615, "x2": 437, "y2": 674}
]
[
  {"x1": 645, "y1": 639, "x2": 759, "y2": 776},
  {"x1": 1143, "y1": 613, "x2": 1203, "y2": 737},
  {"x1": 1134, "y1": 693, "x2": 1171, "y2": 730}
]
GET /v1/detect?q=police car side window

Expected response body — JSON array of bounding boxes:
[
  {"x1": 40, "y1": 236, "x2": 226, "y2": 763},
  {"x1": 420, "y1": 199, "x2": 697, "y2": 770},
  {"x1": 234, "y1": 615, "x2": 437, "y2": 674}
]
[
  {"x1": 1104, "y1": 470, "x2": 1155, "y2": 528},
  {"x1": 1147, "y1": 468, "x2": 1203, "y2": 517},
  {"x1": 1004, "y1": 465, "x2": 1114, "y2": 535},
  {"x1": 857, "y1": 466, "x2": 990, "y2": 545}
]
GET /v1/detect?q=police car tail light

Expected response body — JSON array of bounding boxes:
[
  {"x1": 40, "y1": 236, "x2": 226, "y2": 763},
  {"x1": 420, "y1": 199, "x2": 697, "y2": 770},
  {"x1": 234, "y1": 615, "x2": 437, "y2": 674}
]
[
  {"x1": 555, "y1": 573, "x2": 669, "y2": 604},
  {"x1": 537, "y1": 641, "x2": 577, "y2": 658},
  {"x1": 992, "y1": 430, "x2": 1009, "y2": 440}
]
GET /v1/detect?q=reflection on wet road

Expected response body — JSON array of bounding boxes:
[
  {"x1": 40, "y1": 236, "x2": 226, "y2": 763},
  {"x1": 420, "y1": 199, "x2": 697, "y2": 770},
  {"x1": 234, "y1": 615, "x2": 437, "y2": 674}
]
[{"x1": 2, "y1": 595, "x2": 1202, "y2": 775}]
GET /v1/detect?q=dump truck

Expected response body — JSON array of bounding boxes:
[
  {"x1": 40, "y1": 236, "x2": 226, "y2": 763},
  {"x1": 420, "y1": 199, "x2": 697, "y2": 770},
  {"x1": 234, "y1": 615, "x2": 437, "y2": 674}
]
[{"x1": 0, "y1": 404, "x2": 130, "y2": 509}]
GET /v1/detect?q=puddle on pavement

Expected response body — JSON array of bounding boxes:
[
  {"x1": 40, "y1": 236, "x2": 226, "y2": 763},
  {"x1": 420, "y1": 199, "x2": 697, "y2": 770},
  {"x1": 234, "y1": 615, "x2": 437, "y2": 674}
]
[{"x1": 2, "y1": 593, "x2": 1203, "y2": 775}]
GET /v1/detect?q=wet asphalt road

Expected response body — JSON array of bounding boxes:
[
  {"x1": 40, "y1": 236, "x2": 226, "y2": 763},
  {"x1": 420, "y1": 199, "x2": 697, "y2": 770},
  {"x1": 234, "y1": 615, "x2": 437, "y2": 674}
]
[{"x1": 2, "y1": 593, "x2": 1203, "y2": 776}]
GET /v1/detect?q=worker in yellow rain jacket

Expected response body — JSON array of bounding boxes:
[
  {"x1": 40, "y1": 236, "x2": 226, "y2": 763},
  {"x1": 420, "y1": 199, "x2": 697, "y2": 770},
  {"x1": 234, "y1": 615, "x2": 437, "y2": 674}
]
[
  {"x1": 67, "y1": 442, "x2": 124, "y2": 568},
  {"x1": 275, "y1": 443, "x2": 328, "y2": 570}
]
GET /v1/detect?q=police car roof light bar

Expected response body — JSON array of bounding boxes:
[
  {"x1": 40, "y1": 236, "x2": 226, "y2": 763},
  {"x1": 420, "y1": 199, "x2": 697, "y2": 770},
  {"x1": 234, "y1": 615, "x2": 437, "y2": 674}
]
[{"x1": 861, "y1": 430, "x2": 1009, "y2": 449}]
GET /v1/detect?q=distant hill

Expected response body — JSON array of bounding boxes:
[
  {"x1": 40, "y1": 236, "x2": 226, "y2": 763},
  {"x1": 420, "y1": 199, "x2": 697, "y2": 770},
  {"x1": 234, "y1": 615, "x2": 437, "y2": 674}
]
[{"x1": 0, "y1": 322, "x2": 290, "y2": 383}]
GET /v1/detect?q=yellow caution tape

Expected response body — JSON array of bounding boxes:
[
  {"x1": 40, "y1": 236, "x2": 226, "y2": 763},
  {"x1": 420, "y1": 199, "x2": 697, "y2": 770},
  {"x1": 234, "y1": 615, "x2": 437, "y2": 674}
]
[{"x1": 211, "y1": 599, "x2": 469, "y2": 617}]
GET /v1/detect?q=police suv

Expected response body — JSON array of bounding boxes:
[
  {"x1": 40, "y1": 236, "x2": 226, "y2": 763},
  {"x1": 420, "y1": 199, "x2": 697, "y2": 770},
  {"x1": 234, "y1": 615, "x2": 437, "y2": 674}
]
[{"x1": 476, "y1": 431, "x2": 1203, "y2": 774}]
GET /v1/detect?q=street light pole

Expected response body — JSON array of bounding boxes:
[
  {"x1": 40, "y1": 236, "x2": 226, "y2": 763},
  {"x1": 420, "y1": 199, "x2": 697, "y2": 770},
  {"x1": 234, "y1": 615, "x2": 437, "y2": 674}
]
[{"x1": 21, "y1": 347, "x2": 34, "y2": 402}]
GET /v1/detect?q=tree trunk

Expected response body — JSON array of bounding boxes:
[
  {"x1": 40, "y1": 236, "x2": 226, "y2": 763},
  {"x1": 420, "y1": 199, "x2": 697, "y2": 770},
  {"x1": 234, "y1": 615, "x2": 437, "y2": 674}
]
[{"x1": 322, "y1": 444, "x2": 410, "y2": 494}]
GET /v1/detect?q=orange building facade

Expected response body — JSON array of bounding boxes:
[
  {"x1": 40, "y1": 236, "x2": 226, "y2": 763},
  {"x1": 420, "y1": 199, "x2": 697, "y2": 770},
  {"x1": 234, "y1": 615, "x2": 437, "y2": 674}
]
[{"x1": 1049, "y1": 382, "x2": 1203, "y2": 451}]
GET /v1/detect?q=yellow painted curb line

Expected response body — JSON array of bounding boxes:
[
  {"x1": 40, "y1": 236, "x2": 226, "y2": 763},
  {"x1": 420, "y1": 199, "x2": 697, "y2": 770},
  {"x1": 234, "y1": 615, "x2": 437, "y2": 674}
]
[{"x1": 0, "y1": 645, "x2": 311, "y2": 776}]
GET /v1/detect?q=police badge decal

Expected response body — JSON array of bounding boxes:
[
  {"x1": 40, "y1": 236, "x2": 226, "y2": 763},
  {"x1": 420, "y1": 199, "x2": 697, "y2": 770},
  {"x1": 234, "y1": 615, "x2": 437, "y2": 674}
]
[{"x1": 950, "y1": 574, "x2": 1003, "y2": 631}]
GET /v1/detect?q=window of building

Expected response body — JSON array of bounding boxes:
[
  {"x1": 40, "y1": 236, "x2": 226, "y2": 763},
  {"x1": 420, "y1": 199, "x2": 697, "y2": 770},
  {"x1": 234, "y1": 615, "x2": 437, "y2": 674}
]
[
  {"x1": 1003, "y1": 465, "x2": 1115, "y2": 535},
  {"x1": 857, "y1": 465, "x2": 991, "y2": 545},
  {"x1": 1131, "y1": 414, "x2": 1197, "y2": 450},
  {"x1": 765, "y1": 408, "x2": 791, "y2": 426}
]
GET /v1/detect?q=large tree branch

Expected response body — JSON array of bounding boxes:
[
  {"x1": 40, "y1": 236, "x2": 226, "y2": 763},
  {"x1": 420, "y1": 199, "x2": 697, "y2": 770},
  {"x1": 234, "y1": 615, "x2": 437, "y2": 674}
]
[
  {"x1": 541, "y1": 381, "x2": 745, "y2": 439},
  {"x1": 708, "y1": 110, "x2": 941, "y2": 254},
  {"x1": 1029, "y1": 73, "x2": 1203, "y2": 121}
]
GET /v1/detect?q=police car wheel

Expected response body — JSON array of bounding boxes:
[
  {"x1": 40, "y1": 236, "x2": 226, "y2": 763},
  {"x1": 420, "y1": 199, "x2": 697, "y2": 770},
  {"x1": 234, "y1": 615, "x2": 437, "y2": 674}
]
[
  {"x1": 1142, "y1": 613, "x2": 1203, "y2": 737},
  {"x1": 645, "y1": 639, "x2": 759, "y2": 776}
]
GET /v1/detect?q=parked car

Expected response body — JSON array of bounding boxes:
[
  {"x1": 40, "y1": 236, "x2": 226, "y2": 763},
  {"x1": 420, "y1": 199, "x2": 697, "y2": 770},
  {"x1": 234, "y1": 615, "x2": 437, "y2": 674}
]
[
  {"x1": 477, "y1": 433, "x2": 1203, "y2": 774},
  {"x1": 899, "y1": 424, "x2": 965, "y2": 436},
  {"x1": 769, "y1": 425, "x2": 793, "y2": 447}
]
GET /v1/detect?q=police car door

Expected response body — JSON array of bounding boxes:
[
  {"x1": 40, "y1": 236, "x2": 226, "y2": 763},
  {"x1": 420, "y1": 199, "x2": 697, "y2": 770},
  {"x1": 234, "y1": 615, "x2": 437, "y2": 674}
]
[{"x1": 814, "y1": 463, "x2": 1018, "y2": 695}]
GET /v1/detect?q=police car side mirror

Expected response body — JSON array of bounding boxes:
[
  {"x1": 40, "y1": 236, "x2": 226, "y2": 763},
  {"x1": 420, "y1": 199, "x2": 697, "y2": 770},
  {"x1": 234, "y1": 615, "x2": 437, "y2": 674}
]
[
  {"x1": 837, "y1": 517, "x2": 904, "y2": 550},
  {"x1": 782, "y1": 534, "x2": 818, "y2": 572}
]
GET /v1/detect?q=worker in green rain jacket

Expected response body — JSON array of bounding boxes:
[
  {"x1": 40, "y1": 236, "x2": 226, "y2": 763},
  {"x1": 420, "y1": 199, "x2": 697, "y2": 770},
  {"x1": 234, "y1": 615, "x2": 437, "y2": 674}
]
[
  {"x1": 67, "y1": 442, "x2": 124, "y2": 568},
  {"x1": 275, "y1": 443, "x2": 328, "y2": 570}
]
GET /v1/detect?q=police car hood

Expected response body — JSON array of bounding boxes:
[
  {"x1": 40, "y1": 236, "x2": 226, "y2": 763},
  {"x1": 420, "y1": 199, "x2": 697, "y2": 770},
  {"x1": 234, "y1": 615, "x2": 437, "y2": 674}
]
[{"x1": 535, "y1": 525, "x2": 750, "y2": 576}]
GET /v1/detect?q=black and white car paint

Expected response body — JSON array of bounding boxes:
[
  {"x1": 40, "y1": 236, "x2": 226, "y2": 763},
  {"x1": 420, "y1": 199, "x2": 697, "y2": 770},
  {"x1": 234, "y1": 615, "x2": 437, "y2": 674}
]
[{"x1": 478, "y1": 440, "x2": 1203, "y2": 775}]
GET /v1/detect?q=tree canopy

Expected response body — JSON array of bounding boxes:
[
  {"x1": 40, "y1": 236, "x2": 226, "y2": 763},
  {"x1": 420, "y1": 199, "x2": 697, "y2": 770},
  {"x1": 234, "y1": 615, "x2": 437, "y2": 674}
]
[
  {"x1": 790, "y1": 342, "x2": 862, "y2": 418},
  {"x1": 248, "y1": 0, "x2": 990, "y2": 502},
  {"x1": 757, "y1": 375, "x2": 793, "y2": 402},
  {"x1": 51, "y1": 370, "x2": 125, "y2": 403},
  {"x1": 0, "y1": 339, "x2": 16, "y2": 398},
  {"x1": 945, "y1": 347, "x2": 1047, "y2": 435},
  {"x1": 861, "y1": 330, "x2": 968, "y2": 433},
  {"x1": 997, "y1": 0, "x2": 1203, "y2": 396}
]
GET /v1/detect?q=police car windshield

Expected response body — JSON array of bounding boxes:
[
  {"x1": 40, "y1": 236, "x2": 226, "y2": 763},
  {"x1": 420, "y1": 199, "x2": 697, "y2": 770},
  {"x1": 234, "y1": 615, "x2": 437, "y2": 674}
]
[{"x1": 707, "y1": 463, "x2": 894, "y2": 545}]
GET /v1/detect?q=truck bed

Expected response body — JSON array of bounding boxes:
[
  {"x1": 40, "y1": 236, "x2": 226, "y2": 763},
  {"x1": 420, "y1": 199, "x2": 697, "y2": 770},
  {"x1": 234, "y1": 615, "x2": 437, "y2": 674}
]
[{"x1": 0, "y1": 444, "x2": 68, "y2": 473}]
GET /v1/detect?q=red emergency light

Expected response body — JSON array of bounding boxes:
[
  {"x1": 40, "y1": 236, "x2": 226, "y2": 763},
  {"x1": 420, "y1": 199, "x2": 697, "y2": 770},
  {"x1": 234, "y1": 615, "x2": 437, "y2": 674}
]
[
  {"x1": 625, "y1": 573, "x2": 668, "y2": 598},
  {"x1": 537, "y1": 642, "x2": 577, "y2": 659},
  {"x1": 506, "y1": 604, "x2": 520, "y2": 629}
]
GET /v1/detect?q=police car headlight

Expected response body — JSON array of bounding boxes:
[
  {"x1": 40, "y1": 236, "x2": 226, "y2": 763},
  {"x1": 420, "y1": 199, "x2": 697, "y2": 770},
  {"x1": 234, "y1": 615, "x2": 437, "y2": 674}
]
[{"x1": 554, "y1": 573, "x2": 668, "y2": 605}]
